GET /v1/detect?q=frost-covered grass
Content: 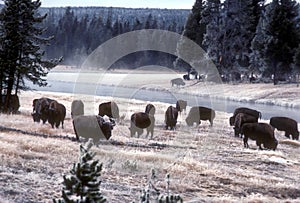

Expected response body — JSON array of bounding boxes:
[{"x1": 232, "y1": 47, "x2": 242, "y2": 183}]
[{"x1": 0, "y1": 90, "x2": 300, "y2": 202}]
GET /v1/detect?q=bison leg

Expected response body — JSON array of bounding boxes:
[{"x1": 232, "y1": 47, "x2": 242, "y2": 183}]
[
  {"x1": 284, "y1": 131, "x2": 290, "y2": 139},
  {"x1": 243, "y1": 137, "x2": 249, "y2": 148},
  {"x1": 256, "y1": 141, "x2": 263, "y2": 150},
  {"x1": 209, "y1": 120, "x2": 213, "y2": 127}
]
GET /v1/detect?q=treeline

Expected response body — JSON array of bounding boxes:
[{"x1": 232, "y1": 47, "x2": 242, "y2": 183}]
[
  {"x1": 176, "y1": 0, "x2": 300, "y2": 84},
  {"x1": 39, "y1": 6, "x2": 190, "y2": 68}
]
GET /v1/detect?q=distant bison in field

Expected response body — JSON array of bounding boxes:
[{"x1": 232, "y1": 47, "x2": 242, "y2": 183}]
[
  {"x1": 48, "y1": 100, "x2": 66, "y2": 129},
  {"x1": 73, "y1": 115, "x2": 116, "y2": 142},
  {"x1": 270, "y1": 116, "x2": 299, "y2": 140},
  {"x1": 233, "y1": 113, "x2": 258, "y2": 137},
  {"x1": 186, "y1": 106, "x2": 215, "y2": 127},
  {"x1": 130, "y1": 112, "x2": 152, "y2": 138},
  {"x1": 98, "y1": 101, "x2": 120, "y2": 121},
  {"x1": 229, "y1": 107, "x2": 262, "y2": 126},
  {"x1": 171, "y1": 78, "x2": 185, "y2": 87},
  {"x1": 241, "y1": 123, "x2": 278, "y2": 150},
  {"x1": 71, "y1": 100, "x2": 84, "y2": 118},
  {"x1": 32, "y1": 97, "x2": 55, "y2": 124},
  {"x1": 176, "y1": 99, "x2": 187, "y2": 114},
  {"x1": 165, "y1": 106, "x2": 178, "y2": 130}
]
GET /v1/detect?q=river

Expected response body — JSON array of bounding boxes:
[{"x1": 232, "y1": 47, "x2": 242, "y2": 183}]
[{"x1": 27, "y1": 78, "x2": 300, "y2": 122}]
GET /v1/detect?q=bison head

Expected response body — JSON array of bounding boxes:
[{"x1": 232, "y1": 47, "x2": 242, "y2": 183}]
[
  {"x1": 263, "y1": 139, "x2": 278, "y2": 151},
  {"x1": 96, "y1": 115, "x2": 116, "y2": 140},
  {"x1": 31, "y1": 112, "x2": 41, "y2": 122}
]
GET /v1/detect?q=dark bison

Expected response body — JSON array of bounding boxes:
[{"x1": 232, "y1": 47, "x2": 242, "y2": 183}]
[
  {"x1": 1, "y1": 94, "x2": 20, "y2": 114},
  {"x1": 233, "y1": 113, "x2": 258, "y2": 137},
  {"x1": 98, "y1": 101, "x2": 120, "y2": 121},
  {"x1": 165, "y1": 106, "x2": 178, "y2": 130},
  {"x1": 171, "y1": 78, "x2": 185, "y2": 87},
  {"x1": 32, "y1": 97, "x2": 55, "y2": 123},
  {"x1": 71, "y1": 100, "x2": 84, "y2": 118},
  {"x1": 73, "y1": 115, "x2": 116, "y2": 142},
  {"x1": 185, "y1": 106, "x2": 215, "y2": 127},
  {"x1": 241, "y1": 123, "x2": 278, "y2": 150},
  {"x1": 48, "y1": 100, "x2": 66, "y2": 129},
  {"x1": 183, "y1": 74, "x2": 190, "y2": 80},
  {"x1": 176, "y1": 99, "x2": 187, "y2": 114},
  {"x1": 145, "y1": 103, "x2": 156, "y2": 116},
  {"x1": 130, "y1": 112, "x2": 152, "y2": 138},
  {"x1": 229, "y1": 107, "x2": 262, "y2": 126},
  {"x1": 270, "y1": 116, "x2": 299, "y2": 140}
]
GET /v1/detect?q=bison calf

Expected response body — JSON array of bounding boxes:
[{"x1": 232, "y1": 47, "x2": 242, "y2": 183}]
[
  {"x1": 241, "y1": 123, "x2": 278, "y2": 150},
  {"x1": 270, "y1": 116, "x2": 299, "y2": 140},
  {"x1": 186, "y1": 106, "x2": 215, "y2": 127},
  {"x1": 165, "y1": 106, "x2": 178, "y2": 130}
]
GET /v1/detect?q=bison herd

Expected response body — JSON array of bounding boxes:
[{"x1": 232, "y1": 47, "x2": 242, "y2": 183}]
[{"x1": 30, "y1": 97, "x2": 299, "y2": 151}]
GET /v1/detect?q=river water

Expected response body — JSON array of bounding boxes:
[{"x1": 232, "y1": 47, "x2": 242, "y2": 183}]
[{"x1": 27, "y1": 78, "x2": 300, "y2": 122}]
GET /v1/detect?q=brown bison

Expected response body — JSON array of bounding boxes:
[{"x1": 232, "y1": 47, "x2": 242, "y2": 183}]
[
  {"x1": 145, "y1": 103, "x2": 156, "y2": 116},
  {"x1": 176, "y1": 99, "x2": 187, "y2": 114},
  {"x1": 241, "y1": 123, "x2": 278, "y2": 150},
  {"x1": 270, "y1": 116, "x2": 299, "y2": 140},
  {"x1": 229, "y1": 107, "x2": 262, "y2": 126},
  {"x1": 165, "y1": 106, "x2": 178, "y2": 130},
  {"x1": 171, "y1": 78, "x2": 185, "y2": 87},
  {"x1": 130, "y1": 112, "x2": 152, "y2": 138},
  {"x1": 98, "y1": 101, "x2": 120, "y2": 120},
  {"x1": 48, "y1": 100, "x2": 66, "y2": 129},
  {"x1": 73, "y1": 115, "x2": 116, "y2": 142},
  {"x1": 233, "y1": 113, "x2": 258, "y2": 137},
  {"x1": 32, "y1": 97, "x2": 55, "y2": 124},
  {"x1": 185, "y1": 106, "x2": 215, "y2": 127},
  {"x1": 71, "y1": 100, "x2": 84, "y2": 118}
]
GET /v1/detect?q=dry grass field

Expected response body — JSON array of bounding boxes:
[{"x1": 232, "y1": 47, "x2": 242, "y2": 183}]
[{"x1": 0, "y1": 90, "x2": 300, "y2": 203}]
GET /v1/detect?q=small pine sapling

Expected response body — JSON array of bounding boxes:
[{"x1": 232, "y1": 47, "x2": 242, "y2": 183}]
[{"x1": 53, "y1": 139, "x2": 106, "y2": 203}]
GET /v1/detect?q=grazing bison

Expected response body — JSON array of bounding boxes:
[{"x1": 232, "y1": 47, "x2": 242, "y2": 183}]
[
  {"x1": 32, "y1": 97, "x2": 55, "y2": 124},
  {"x1": 48, "y1": 100, "x2": 66, "y2": 129},
  {"x1": 73, "y1": 115, "x2": 116, "y2": 142},
  {"x1": 1, "y1": 94, "x2": 20, "y2": 114},
  {"x1": 241, "y1": 123, "x2": 278, "y2": 150},
  {"x1": 130, "y1": 112, "x2": 152, "y2": 138},
  {"x1": 98, "y1": 101, "x2": 120, "y2": 121},
  {"x1": 233, "y1": 113, "x2": 258, "y2": 137},
  {"x1": 270, "y1": 116, "x2": 299, "y2": 140},
  {"x1": 165, "y1": 106, "x2": 178, "y2": 130},
  {"x1": 145, "y1": 103, "x2": 156, "y2": 116},
  {"x1": 176, "y1": 99, "x2": 187, "y2": 114},
  {"x1": 71, "y1": 100, "x2": 84, "y2": 118},
  {"x1": 229, "y1": 107, "x2": 262, "y2": 126},
  {"x1": 186, "y1": 106, "x2": 215, "y2": 127},
  {"x1": 171, "y1": 78, "x2": 185, "y2": 87}
]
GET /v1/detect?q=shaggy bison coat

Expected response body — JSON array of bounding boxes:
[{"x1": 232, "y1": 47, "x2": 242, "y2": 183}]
[
  {"x1": 241, "y1": 123, "x2": 278, "y2": 150},
  {"x1": 185, "y1": 106, "x2": 215, "y2": 127},
  {"x1": 233, "y1": 113, "x2": 258, "y2": 137},
  {"x1": 98, "y1": 101, "x2": 120, "y2": 120},
  {"x1": 73, "y1": 115, "x2": 115, "y2": 142},
  {"x1": 270, "y1": 116, "x2": 299, "y2": 140},
  {"x1": 32, "y1": 97, "x2": 55, "y2": 124},
  {"x1": 71, "y1": 100, "x2": 84, "y2": 118},
  {"x1": 48, "y1": 100, "x2": 66, "y2": 129},
  {"x1": 130, "y1": 112, "x2": 152, "y2": 138},
  {"x1": 165, "y1": 106, "x2": 178, "y2": 130},
  {"x1": 176, "y1": 100, "x2": 187, "y2": 114},
  {"x1": 229, "y1": 107, "x2": 262, "y2": 126}
]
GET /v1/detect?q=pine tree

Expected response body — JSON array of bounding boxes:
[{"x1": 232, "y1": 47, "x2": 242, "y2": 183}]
[
  {"x1": 0, "y1": 0, "x2": 61, "y2": 112},
  {"x1": 53, "y1": 139, "x2": 106, "y2": 203}
]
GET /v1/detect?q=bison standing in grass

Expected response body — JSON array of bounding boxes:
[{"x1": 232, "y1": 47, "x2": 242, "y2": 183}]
[
  {"x1": 165, "y1": 106, "x2": 178, "y2": 130},
  {"x1": 130, "y1": 112, "x2": 151, "y2": 138},
  {"x1": 270, "y1": 116, "x2": 299, "y2": 140},
  {"x1": 48, "y1": 100, "x2": 66, "y2": 129},
  {"x1": 171, "y1": 78, "x2": 185, "y2": 87},
  {"x1": 229, "y1": 107, "x2": 262, "y2": 126},
  {"x1": 185, "y1": 106, "x2": 215, "y2": 127},
  {"x1": 32, "y1": 97, "x2": 55, "y2": 124},
  {"x1": 241, "y1": 123, "x2": 278, "y2": 150}
]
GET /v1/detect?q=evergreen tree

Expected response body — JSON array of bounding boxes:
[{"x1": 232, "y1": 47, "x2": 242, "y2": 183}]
[
  {"x1": 53, "y1": 139, "x2": 106, "y2": 203},
  {"x1": 0, "y1": 0, "x2": 61, "y2": 113},
  {"x1": 261, "y1": 0, "x2": 299, "y2": 84}
]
